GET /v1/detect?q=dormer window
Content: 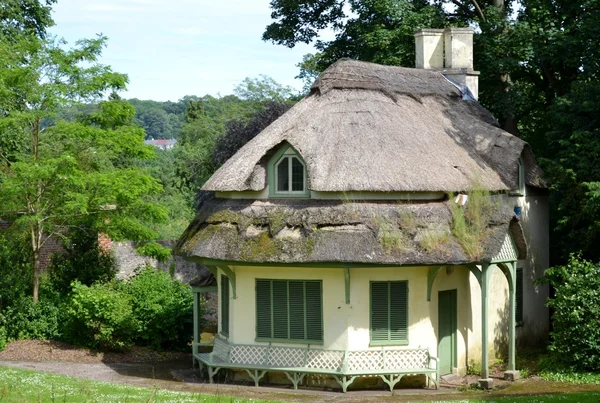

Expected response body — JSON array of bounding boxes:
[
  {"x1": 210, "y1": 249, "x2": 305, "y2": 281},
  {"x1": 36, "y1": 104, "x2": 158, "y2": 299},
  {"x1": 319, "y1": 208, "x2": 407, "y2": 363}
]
[{"x1": 268, "y1": 144, "x2": 309, "y2": 198}]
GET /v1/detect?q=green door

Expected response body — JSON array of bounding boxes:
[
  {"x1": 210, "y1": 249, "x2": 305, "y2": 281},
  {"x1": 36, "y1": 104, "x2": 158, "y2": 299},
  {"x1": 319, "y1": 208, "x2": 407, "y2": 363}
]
[{"x1": 438, "y1": 289, "x2": 457, "y2": 375}]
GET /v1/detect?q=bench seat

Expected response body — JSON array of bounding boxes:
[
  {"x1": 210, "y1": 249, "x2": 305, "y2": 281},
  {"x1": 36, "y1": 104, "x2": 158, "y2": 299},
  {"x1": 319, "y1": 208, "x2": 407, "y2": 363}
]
[{"x1": 195, "y1": 337, "x2": 439, "y2": 392}]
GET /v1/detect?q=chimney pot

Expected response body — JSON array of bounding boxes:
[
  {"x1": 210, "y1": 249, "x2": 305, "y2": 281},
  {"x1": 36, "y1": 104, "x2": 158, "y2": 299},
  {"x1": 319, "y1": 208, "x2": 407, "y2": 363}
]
[
  {"x1": 414, "y1": 29, "x2": 444, "y2": 69},
  {"x1": 444, "y1": 27, "x2": 474, "y2": 70}
]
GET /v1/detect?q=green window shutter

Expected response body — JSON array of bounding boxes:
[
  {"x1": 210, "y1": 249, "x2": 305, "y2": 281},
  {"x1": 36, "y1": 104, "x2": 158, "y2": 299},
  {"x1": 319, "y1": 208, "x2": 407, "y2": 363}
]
[
  {"x1": 256, "y1": 279, "x2": 272, "y2": 338},
  {"x1": 255, "y1": 279, "x2": 322, "y2": 343},
  {"x1": 288, "y1": 281, "x2": 306, "y2": 340},
  {"x1": 304, "y1": 280, "x2": 323, "y2": 342},
  {"x1": 221, "y1": 275, "x2": 230, "y2": 337},
  {"x1": 272, "y1": 280, "x2": 289, "y2": 339},
  {"x1": 370, "y1": 281, "x2": 408, "y2": 344},
  {"x1": 370, "y1": 282, "x2": 390, "y2": 342},
  {"x1": 389, "y1": 281, "x2": 408, "y2": 342},
  {"x1": 516, "y1": 267, "x2": 524, "y2": 325}
]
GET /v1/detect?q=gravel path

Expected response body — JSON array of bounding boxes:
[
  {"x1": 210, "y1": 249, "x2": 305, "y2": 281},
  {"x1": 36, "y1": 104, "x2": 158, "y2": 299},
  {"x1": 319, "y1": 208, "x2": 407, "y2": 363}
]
[{"x1": 0, "y1": 340, "x2": 469, "y2": 402}]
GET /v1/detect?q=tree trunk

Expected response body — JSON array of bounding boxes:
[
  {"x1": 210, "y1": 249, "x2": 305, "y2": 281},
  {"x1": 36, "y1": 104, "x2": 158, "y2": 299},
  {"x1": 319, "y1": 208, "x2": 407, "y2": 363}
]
[
  {"x1": 31, "y1": 118, "x2": 42, "y2": 304},
  {"x1": 31, "y1": 224, "x2": 42, "y2": 304}
]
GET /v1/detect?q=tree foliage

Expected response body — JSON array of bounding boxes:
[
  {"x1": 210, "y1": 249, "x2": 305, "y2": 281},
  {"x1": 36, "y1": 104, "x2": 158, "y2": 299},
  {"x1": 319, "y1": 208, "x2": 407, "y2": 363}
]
[
  {"x1": 175, "y1": 76, "x2": 298, "y2": 193},
  {"x1": 213, "y1": 101, "x2": 292, "y2": 167},
  {"x1": 0, "y1": 0, "x2": 56, "y2": 40},
  {"x1": 539, "y1": 254, "x2": 600, "y2": 371},
  {"x1": 264, "y1": 0, "x2": 600, "y2": 263},
  {"x1": 0, "y1": 34, "x2": 168, "y2": 302}
]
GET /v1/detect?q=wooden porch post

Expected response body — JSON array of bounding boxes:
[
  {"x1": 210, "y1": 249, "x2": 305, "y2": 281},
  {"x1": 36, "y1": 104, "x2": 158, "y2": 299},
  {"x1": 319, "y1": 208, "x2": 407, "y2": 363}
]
[
  {"x1": 193, "y1": 291, "x2": 200, "y2": 365},
  {"x1": 507, "y1": 261, "x2": 516, "y2": 372},
  {"x1": 480, "y1": 263, "x2": 491, "y2": 380}
]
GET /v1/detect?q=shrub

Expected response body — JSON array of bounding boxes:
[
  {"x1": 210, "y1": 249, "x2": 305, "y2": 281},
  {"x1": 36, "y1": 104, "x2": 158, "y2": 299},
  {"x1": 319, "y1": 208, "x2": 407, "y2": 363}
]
[
  {"x1": 0, "y1": 325, "x2": 6, "y2": 352},
  {"x1": 539, "y1": 254, "x2": 600, "y2": 371},
  {"x1": 64, "y1": 281, "x2": 135, "y2": 351},
  {"x1": 48, "y1": 229, "x2": 117, "y2": 294},
  {"x1": 125, "y1": 267, "x2": 195, "y2": 350},
  {"x1": 0, "y1": 297, "x2": 62, "y2": 341},
  {"x1": 0, "y1": 234, "x2": 32, "y2": 309}
]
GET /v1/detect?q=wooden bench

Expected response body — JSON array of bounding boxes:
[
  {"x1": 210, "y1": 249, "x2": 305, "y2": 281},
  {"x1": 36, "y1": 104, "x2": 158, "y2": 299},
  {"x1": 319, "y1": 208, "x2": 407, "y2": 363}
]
[{"x1": 196, "y1": 337, "x2": 439, "y2": 392}]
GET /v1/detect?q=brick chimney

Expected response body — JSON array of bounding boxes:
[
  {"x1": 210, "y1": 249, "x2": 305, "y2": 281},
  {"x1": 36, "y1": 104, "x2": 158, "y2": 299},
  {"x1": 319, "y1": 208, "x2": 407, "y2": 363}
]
[{"x1": 414, "y1": 27, "x2": 479, "y2": 100}]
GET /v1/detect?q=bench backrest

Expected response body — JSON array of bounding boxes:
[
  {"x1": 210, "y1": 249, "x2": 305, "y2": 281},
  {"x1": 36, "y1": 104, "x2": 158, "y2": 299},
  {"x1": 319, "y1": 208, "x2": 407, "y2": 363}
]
[
  {"x1": 210, "y1": 337, "x2": 231, "y2": 363},
  {"x1": 347, "y1": 348, "x2": 430, "y2": 371},
  {"x1": 209, "y1": 339, "x2": 430, "y2": 372}
]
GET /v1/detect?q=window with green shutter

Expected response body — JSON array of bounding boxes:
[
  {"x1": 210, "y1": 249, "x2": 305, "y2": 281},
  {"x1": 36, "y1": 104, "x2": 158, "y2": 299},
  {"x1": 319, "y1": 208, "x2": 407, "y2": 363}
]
[
  {"x1": 221, "y1": 275, "x2": 230, "y2": 337},
  {"x1": 516, "y1": 267, "x2": 523, "y2": 326},
  {"x1": 255, "y1": 279, "x2": 322, "y2": 343},
  {"x1": 370, "y1": 281, "x2": 408, "y2": 345}
]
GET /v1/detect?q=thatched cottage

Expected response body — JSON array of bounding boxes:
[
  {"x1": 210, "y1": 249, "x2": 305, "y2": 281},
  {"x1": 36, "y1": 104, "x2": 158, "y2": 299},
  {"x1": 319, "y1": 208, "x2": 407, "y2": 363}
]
[{"x1": 177, "y1": 28, "x2": 549, "y2": 391}]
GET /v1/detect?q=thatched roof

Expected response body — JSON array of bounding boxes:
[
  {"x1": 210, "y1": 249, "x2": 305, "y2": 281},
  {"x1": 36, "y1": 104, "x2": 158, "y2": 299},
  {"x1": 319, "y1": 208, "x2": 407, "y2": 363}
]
[
  {"x1": 203, "y1": 59, "x2": 547, "y2": 193},
  {"x1": 189, "y1": 265, "x2": 217, "y2": 288},
  {"x1": 176, "y1": 198, "x2": 526, "y2": 266}
]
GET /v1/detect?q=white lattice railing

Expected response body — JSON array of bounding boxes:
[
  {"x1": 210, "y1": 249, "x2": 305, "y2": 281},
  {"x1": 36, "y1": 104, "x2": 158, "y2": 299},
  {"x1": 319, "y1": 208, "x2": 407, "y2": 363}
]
[
  {"x1": 205, "y1": 337, "x2": 432, "y2": 372},
  {"x1": 199, "y1": 337, "x2": 439, "y2": 392}
]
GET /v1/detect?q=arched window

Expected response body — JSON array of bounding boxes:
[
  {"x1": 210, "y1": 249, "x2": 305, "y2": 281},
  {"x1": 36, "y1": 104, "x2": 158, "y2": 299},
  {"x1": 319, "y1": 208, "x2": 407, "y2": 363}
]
[{"x1": 268, "y1": 144, "x2": 309, "y2": 198}]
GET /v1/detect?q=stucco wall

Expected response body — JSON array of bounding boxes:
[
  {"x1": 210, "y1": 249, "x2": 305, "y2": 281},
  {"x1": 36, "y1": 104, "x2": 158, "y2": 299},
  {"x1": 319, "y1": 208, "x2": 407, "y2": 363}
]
[
  {"x1": 508, "y1": 189, "x2": 550, "y2": 346},
  {"x1": 217, "y1": 264, "x2": 519, "y2": 376}
]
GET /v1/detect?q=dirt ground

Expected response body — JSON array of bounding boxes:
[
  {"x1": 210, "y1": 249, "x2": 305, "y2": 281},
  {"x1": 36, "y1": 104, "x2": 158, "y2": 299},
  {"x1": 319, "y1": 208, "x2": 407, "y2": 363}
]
[
  {"x1": 0, "y1": 340, "x2": 189, "y2": 363},
  {"x1": 2, "y1": 340, "x2": 600, "y2": 403}
]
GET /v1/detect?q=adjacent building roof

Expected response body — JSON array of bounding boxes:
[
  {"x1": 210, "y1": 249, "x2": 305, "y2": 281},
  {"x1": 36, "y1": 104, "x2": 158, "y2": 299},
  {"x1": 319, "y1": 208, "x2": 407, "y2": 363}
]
[{"x1": 203, "y1": 59, "x2": 546, "y2": 194}]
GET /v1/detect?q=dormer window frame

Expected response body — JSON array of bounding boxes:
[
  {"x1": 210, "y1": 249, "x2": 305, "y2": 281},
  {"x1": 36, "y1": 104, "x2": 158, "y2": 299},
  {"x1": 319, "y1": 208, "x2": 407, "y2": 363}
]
[{"x1": 267, "y1": 144, "x2": 310, "y2": 198}]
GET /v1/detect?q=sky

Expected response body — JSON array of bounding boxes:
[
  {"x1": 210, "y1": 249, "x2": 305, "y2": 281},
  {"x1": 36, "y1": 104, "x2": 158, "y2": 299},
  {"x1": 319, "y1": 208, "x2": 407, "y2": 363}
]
[{"x1": 49, "y1": 0, "x2": 320, "y2": 102}]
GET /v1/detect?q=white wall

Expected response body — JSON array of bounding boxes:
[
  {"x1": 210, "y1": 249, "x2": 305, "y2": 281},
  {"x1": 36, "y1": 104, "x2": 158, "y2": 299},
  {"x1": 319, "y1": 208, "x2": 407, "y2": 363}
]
[
  {"x1": 513, "y1": 189, "x2": 550, "y2": 345},
  {"x1": 218, "y1": 264, "x2": 523, "y2": 375}
]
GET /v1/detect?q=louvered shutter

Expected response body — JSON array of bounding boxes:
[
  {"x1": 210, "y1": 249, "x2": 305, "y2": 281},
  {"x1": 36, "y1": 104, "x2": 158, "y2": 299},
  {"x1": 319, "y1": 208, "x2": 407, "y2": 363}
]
[
  {"x1": 288, "y1": 281, "x2": 306, "y2": 340},
  {"x1": 370, "y1": 282, "x2": 390, "y2": 342},
  {"x1": 516, "y1": 268, "x2": 524, "y2": 325},
  {"x1": 220, "y1": 275, "x2": 230, "y2": 337},
  {"x1": 304, "y1": 281, "x2": 323, "y2": 342},
  {"x1": 255, "y1": 279, "x2": 323, "y2": 343},
  {"x1": 389, "y1": 281, "x2": 408, "y2": 342},
  {"x1": 272, "y1": 280, "x2": 289, "y2": 339},
  {"x1": 370, "y1": 281, "x2": 408, "y2": 344},
  {"x1": 256, "y1": 279, "x2": 272, "y2": 338}
]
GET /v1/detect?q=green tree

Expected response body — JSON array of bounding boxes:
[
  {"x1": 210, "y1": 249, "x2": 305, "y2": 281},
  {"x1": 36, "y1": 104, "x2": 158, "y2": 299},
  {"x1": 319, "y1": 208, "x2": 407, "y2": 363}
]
[
  {"x1": 234, "y1": 75, "x2": 299, "y2": 102},
  {"x1": 0, "y1": 0, "x2": 56, "y2": 40},
  {"x1": 0, "y1": 35, "x2": 168, "y2": 303},
  {"x1": 264, "y1": 0, "x2": 600, "y2": 263},
  {"x1": 539, "y1": 254, "x2": 600, "y2": 371}
]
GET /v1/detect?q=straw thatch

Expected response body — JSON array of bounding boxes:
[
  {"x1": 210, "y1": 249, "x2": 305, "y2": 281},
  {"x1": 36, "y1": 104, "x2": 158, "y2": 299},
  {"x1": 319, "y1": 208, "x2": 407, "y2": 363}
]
[
  {"x1": 176, "y1": 198, "x2": 526, "y2": 266},
  {"x1": 189, "y1": 265, "x2": 216, "y2": 287},
  {"x1": 203, "y1": 59, "x2": 547, "y2": 193}
]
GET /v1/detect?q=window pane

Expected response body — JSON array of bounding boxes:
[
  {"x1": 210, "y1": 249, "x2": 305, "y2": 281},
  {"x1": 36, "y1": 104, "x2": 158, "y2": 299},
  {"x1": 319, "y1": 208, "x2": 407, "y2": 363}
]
[
  {"x1": 291, "y1": 157, "x2": 304, "y2": 192},
  {"x1": 277, "y1": 157, "x2": 289, "y2": 192}
]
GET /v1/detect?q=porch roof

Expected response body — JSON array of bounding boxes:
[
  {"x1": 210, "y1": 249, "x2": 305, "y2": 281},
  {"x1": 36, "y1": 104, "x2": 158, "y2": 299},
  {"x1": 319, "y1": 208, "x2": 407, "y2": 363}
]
[{"x1": 176, "y1": 197, "x2": 526, "y2": 267}]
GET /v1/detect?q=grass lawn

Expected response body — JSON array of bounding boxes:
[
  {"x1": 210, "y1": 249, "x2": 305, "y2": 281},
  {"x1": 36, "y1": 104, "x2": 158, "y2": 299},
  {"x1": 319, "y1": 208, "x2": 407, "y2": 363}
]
[
  {"x1": 2, "y1": 365, "x2": 600, "y2": 403},
  {"x1": 0, "y1": 366, "x2": 280, "y2": 403},
  {"x1": 452, "y1": 393, "x2": 600, "y2": 403}
]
